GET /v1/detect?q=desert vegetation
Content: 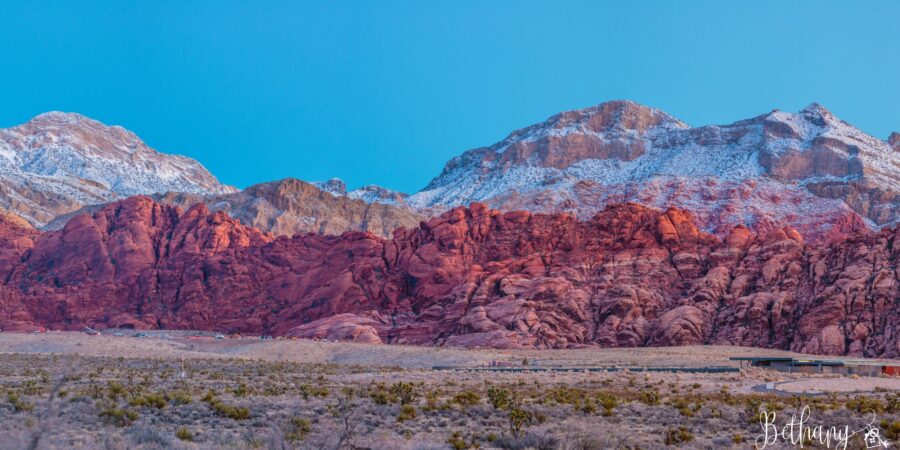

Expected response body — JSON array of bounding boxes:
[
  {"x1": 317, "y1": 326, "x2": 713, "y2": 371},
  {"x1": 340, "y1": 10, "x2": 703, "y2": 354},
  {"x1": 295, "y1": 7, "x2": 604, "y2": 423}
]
[{"x1": 1, "y1": 352, "x2": 898, "y2": 449}]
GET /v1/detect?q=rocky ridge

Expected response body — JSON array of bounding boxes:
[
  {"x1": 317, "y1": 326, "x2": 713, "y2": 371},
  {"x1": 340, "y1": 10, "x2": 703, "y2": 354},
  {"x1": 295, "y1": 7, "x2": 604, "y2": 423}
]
[
  {"x1": 1, "y1": 196, "x2": 897, "y2": 358},
  {"x1": 0, "y1": 112, "x2": 234, "y2": 227},
  {"x1": 408, "y1": 101, "x2": 900, "y2": 240}
]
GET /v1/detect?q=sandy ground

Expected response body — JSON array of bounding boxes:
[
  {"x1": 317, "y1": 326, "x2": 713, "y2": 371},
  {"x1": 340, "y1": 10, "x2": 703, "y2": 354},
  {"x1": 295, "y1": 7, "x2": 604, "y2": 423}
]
[
  {"x1": 5, "y1": 331, "x2": 893, "y2": 369},
  {"x1": 775, "y1": 377, "x2": 900, "y2": 393},
  {"x1": 2, "y1": 331, "x2": 898, "y2": 395},
  {"x1": 1, "y1": 332, "x2": 898, "y2": 449}
]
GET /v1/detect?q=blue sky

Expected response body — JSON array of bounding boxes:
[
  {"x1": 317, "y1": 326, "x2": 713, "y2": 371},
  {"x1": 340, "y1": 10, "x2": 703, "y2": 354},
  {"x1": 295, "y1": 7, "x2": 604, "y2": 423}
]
[{"x1": 1, "y1": 1, "x2": 898, "y2": 192}]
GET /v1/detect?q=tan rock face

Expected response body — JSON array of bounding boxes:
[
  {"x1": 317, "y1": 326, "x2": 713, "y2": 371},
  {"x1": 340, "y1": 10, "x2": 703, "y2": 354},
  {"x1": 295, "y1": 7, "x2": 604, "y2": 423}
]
[
  {"x1": 1, "y1": 197, "x2": 899, "y2": 358},
  {"x1": 427, "y1": 100, "x2": 686, "y2": 179},
  {"x1": 160, "y1": 178, "x2": 425, "y2": 239},
  {"x1": 409, "y1": 101, "x2": 900, "y2": 238},
  {"x1": 44, "y1": 178, "x2": 425, "y2": 239}
]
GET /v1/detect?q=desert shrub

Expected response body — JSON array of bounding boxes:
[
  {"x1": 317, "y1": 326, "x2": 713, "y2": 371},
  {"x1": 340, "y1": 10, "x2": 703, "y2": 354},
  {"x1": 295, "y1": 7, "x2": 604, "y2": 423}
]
[
  {"x1": 397, "y1": 404, "x2": 416, "y2": 422},
  {"x1": 99, "y1": 406, "x2": 139, "y2": 427},
  {"x1": 263, "y1": 385, "x2": 285, "y2": 396},
  {"x1": 214, "y1": 402, "x2": 250, "y2": 420},
  {"x1": 545, "y1": 386, "x2": 583, "y2": 406},
  {"x1": 744, "y1": 395, "x2": 764, "y2": 423},
  {"x1": 21, "y1": 380, "x2": 44, "y2": 396},
  {"x1": 203, "y1": 393, "x2": 250, "y2": 420},
  {"x1": 881, "y1": 420, "x2": 900, "y2": 441},
  {"x1": 664, "y1": 427, "x2": 694, "y2": 445},
  {"x1": 447, "y1": 431, "x2": 467, "y2": 450},
  {"x1": 423, "y1": 389, "x2": 440, "y2": 411},
  {"x1": 508, "y1": 405, "x2": 533, "y2": 437},
  {"x1": 285, "y1": 417, "x2": 312, "y2": 441},
  {"x1": 107, "y1": 381, "x2": 127, "y2": 400},
  {"x1": 369, "y1": 383, "x2": 397, "y2": 405},
  {"x1": 299, "y1": 383, "x2": 328, "y2": 400},
  {"x1": 130, "y1": 392, "x2": 167, "y2": 409},
  {"x1": 488, "y1": 386, "x2": 512, "y2": 410},
  {"x1": 201, "y1": 389, "x2": 218, "y2": 403},
  {"x1": 7, "y1": 392, "x2": 34, "y2": 412},
  {"x1": 167, "y1": 391, "x2": 192, "y2": 405},
  {"x1": 232, "y1": 382, "x2": 250, "y2": 397},
  {"x1": 885, "y1": 394, "x2": 900, "y2": 414},
  {"x1": 846, "y1": 396, "x2": 885, "y2": 414},
  {"x1": 638, "y1": 389, "x2": 660, "y2": 406},
  {"x1": 390, "y1": 382, "x2": 418, "y2": 405},
  {"x1": 175, "y1": 426, "x2": 193, "y2": 441},
  {"x1": 447, "y1": 431, "x2": 479, "y2": 450},
  {"x1": 597, "y1": 392, "x2": 618, "y2": 417},
  {"x1": 668, "y1": 396, "x2": 696, "y2": 418},
  {"x1": 580, "y1": 399, "x2": 597, "y2": 414},
  {"x1": 718, "y1": 387, "x2": 737, "y2": 406},
  {"x1": 453, "y1": 390, "x2": 481, "y2": 408},
  {"x1": 764, "y1": 400, "x2": 784, "y2": 412},
  {"x1": 733, "y1": 434, "x2": 745, "y2": 444}
]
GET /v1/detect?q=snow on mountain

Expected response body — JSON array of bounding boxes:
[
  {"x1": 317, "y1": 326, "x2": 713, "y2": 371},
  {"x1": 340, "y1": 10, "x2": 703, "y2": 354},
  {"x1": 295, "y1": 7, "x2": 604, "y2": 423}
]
[
  {"x1": 313, "y1": 177, "x2": 409, "y2": 207},
  {"x1": 311, "y1": 178, "x2": 348, "y2": 197},
  {"x1": 408, "y1": 100, "x2": 900, "y2": 239},
  {"x1": 0, "y1": 112, "x2": 235, "y2": 226}
]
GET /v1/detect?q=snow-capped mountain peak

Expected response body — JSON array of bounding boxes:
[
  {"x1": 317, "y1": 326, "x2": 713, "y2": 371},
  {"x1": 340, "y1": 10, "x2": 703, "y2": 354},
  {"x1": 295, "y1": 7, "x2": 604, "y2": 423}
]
[
  {"x1": 408, "y1": 100, "x2": 900, "y2": 240},
  {"x1": 0, "y1": 112, "x2": 235, "y2": 226}
]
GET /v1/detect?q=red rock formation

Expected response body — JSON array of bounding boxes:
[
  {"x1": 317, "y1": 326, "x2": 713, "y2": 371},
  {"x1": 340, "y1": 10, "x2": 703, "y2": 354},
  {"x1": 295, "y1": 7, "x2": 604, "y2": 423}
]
[{"x1": 0, "y1": 196, "x2": 898, "y2": 357}]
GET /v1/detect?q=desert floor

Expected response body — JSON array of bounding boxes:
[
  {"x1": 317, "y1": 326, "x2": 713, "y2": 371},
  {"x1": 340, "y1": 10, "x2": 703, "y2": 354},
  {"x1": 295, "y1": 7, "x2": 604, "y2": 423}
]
[{"x1": 0, "y1": 332, "x2": 898, "y2": 449}]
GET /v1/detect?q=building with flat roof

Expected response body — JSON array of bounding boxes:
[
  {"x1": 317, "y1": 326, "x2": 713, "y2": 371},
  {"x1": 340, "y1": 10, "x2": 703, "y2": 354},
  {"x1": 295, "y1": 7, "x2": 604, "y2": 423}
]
[{"x1": 731, "y1": 357, "x2": 900, "y2": 376}]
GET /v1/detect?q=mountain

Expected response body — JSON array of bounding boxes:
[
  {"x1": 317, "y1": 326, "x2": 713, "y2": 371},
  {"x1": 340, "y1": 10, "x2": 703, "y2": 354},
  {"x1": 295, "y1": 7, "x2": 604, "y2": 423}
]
[
  {"x1": 313, "y1": 177, "x2": 410, "y2": 206},
  {"x1": 158, "y1": 178, "x2": 424, "y2": 238},
  {"x1": 44, "y1": 178, "x2": 424, "y2": 239},
  {"x1": 1, "y1": 196, "x2": 898, "y2": 357},
  {"x1": 408, "y1": 100, "x2": 899, "y2": 240},
  {"x1": 0, "y1": 112, "x2": 234, "y2": 226}
]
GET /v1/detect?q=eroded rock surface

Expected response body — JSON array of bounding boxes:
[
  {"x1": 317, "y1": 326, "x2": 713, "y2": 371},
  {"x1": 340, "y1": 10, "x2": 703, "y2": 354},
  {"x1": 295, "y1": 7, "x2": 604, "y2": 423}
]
[{"x1": 1, "y1": 197, "x2": 898, "y2": 357}]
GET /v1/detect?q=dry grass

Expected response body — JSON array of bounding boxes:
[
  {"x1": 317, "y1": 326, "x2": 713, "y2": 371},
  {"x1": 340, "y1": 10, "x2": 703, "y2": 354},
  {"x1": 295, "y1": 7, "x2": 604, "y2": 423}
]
[{"x1": 0, "y1": 333, "x2": 898, "y2": 449}]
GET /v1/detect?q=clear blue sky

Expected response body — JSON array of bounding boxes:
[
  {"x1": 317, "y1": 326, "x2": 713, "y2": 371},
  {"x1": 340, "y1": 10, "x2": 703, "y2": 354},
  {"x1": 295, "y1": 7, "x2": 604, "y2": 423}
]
[{"x1": 1, "y1": 1, "x2": 898, "y2": 192}]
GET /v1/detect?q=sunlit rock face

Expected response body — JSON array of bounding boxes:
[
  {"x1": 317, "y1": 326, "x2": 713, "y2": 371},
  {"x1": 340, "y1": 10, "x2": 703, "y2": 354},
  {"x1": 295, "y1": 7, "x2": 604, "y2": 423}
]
[
  {"x1": 2, "y1": 197, "x2": 898, "y2": 358},
  {"x1": 409, "y1": 101, "x2": 900, "y2": 241}
]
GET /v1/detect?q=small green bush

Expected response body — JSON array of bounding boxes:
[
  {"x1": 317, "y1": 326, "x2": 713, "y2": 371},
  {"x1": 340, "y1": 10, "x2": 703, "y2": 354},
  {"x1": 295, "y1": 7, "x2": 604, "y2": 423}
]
[
  {"x1": 397, "y1": 404, "x2": 416, "y2": 422},
  {"x1": 167, "y1": 391, "x2": 192, "y2": 406},
  {"x1": 846, "y1": 396, "x2": 885, "y2": 414},
  {"x1": 665, "y1": 427, "x2": 694, "y2": 445},
  {"x1": 232, "y1": 383, "x2": 249, "y2": 398},
  {"x1": 175, "y1": 426, "x2": 192, "y2": 442},
  {"x1": 453, "y1": 390, "x2": 481, "y2": 408},
  {"x1": 202, "y1": 392, "x2": 250, "y2": 420},
  {"x1": 107, "y1": 381, "x2": 126, "y2": 400},
  {"x1": 390, "y1": 382, "x2": 418, "y2": 405},
  {"x1": 597, "y1": 392, "x2": 618, "y2": 417},
  {"x1": 285, "y1": 417, "x2": 312, "y2": 441},
  {"x1": 508, "y1": 405, "x2": 532, "y2": 436},
  {"x1": 487, "y1": 386, "x2": 512, "y2": 410},
  {"x1": 638, "y1": 389, "x2": 660, "y2": 406},
  {"x1": 99, "y1": 407, "x2": 139, "y2": 427},
  {"x1": 447, "y1": 431, "x2": 474, "y2": 450},
  {"x1": 130, "y1": 393, "x2": 167, "y2": 409},
  {"x1": 7, "y1": 392, "x2": 34, "y2": 412},
  {"x1": 299, "y1": 383, "x2": 328, "y2": 400}
]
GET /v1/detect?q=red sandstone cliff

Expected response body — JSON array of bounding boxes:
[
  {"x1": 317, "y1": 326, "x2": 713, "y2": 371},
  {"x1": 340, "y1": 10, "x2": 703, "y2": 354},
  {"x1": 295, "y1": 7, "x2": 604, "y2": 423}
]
[{"x1": 0, "y1": 196, "x2": 897, "y2": 357}]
